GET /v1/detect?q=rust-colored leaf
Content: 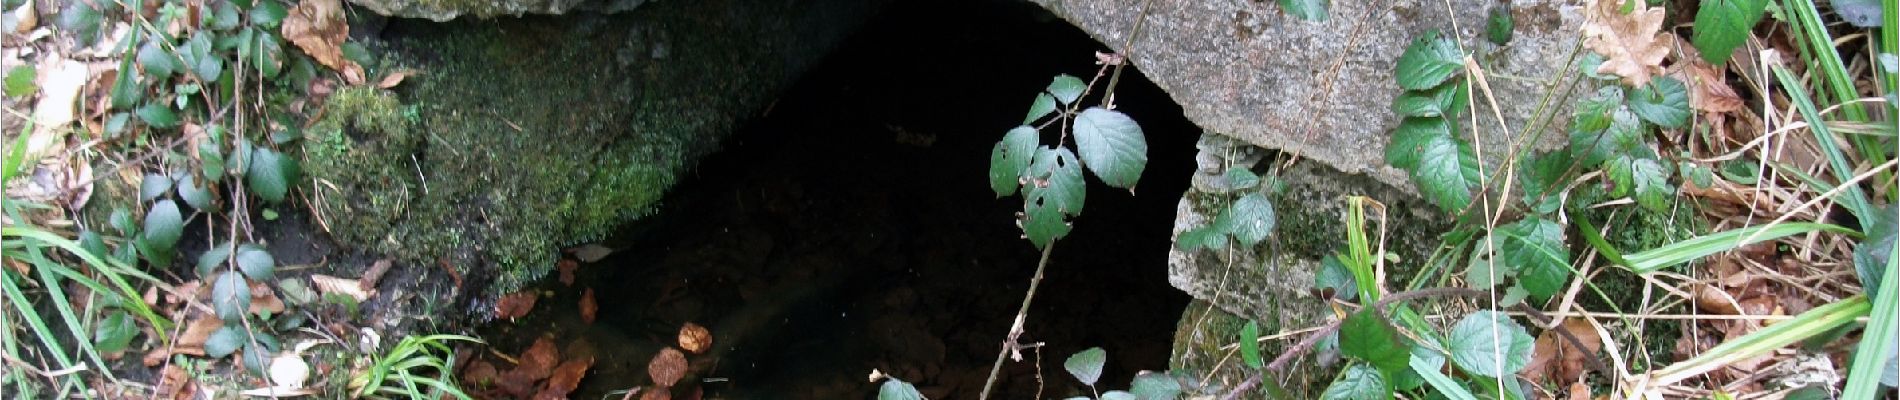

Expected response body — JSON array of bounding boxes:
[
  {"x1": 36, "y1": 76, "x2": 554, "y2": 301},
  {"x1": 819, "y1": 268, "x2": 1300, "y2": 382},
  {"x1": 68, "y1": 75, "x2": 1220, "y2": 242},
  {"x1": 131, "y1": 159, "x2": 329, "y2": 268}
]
[
  {"x1": 1683, "y1": 62, "x2": 1743, "y2": 113},
  {"x1": 249, "y1": 280, "x2": 286, "y2": 314},
  {"x1": 641, "y1": 387, "x2": 672, "y2": 400},
  {"x1": 535, "y1": 358, "x2": 593, "y2": 399},
  {"x1": 496, "y1": 291, "x2": 538, "y2": 320},
  {"x1": 648, "y1": 348, "x2": 687, "y2": 387},
  {"x1": 146, "y1": 315, "x2": 223, "y2": 366},
  {"x1": 373, "y1": 70, "x2": 415, "y2": 89},
  {"x1": 461, "y1": 360, "x2": 498, "y2": 388},
  {"x1": 579, "y1": 288, "x2": 598, "y2": 324},
  {"x1": 157, "y1": 364, "x2": 198, "y2": 400},
  {"x1": 557, "y1": 259, "x2": 578, "y2": 286},
  {"x1": 1522, "y1": 318, "x2": 1603, "y2": 386},
  {"x1": 517, "y1": 337, "x2": 560, "y2": 381},
  {"x1": 280, "y1": 0, "x2": 364, "y2": 84},
  {"x1": 496, "y1": 369, "x2": 540, "y2": 399},
  {"x1": 1582, "y1": 0, "x2": 1672, "y2": 86},
  {"x1": 678, "y1": 322, "x2": 712, "y2": 355}
]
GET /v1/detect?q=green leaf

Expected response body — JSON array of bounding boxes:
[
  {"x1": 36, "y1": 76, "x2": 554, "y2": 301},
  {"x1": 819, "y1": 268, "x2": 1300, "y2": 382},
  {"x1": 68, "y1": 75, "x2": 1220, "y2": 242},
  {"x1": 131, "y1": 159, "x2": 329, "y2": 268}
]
[
  {"x1": 1517, "y1": 149, "x2": 1571, "y2": 214},
  {"x1": 138, "y1": 40, "x2": 177, "y2": 80},
  {"x1": 205, "y1": 326, "x2": 243, "y2": 358},
  {"x1": 1465, "y1": 244, "x2": 1507, "y2": 288},
  {"x1": 1401, "y1": 117, "x2": 1480, "y2": 213},
  {"x1": 56, "y1": 1, "x2": 104, "y2": 45},
  {"x1": 1319, "y1": 364, "x2": 1389, "y2": 400},
  {"x1": 1607, "y1": 155, "x2": 1673, "y2": 212},
  {"x1": 250, "y1": 30, "x2": 284, "y2": 79},
  {"x1": 4, "y1": 65, "x2": 36, "y2": 98},
  {"x1": 250, "y1": 0, "x2": 288, "y2": 28},
  {"x1": 1409, "y1": 347, "x2": 1479, "y2": 400},
  {"x1": 235, "y1": 244, "x2": 275, "y2": 282},
  {"x1": 176, "y1": 175, "x2": 215, "y2": 211},
  {"x1": 140, "y1": 173, "x2": 175, "y2": 202},
  {"x1": 211, "y1": 271, "x2": 251, "y2": 323},
  {"x1": 1628, "y1": 76, "x2": 1690, "y2": 129},
  {"x1": 1854, "y1": 205, "x2": 1896, "y2": 295},
  {"x1": 197, "y1": 241, "x2": 234, "y2": 279},
  {"x1": 1621, "y1": 222, "x2": 1855, "y2": 274},
  {"x1": 246, "y1": 147, "x2": 298, "y2": 204},
  {"x1": 1394, "y1": 32, "x2": 1463, "y2": 90},
  {"x1": 1570, "y1": 108, "x2": 1644, "y2": 166},
  {"x1": 1495, "y1": 217, "x2": 1570, "y2": 299},
  {"x1": 1692, "y1": 0, "x2": 1767, "y2": 65},
  {"x1": 1219, "y1": 192, "x2": 1276, "y2": 246},
  {"x1": 1128, "y1": 371, "x2": 1183, "y2": 400},
  {"x1": 135, "y1": 103, "x2": 180, "y2": 128},
  {"x1": 92, "y1": 311, "x2": 137, "y2": 354},
  {"x1": 1065, "y1": 347, "x2": 1108, "y2": 386},
  {"x1": 1831, "y1": 0, "x2": 1882, "y2": 27},
  {"x1": 1023, "y1": 147, "x2": 1085, "y2": 249},
  {"x1": 1241, "y1": 320, "x2": 1264, "y2": 369},
  {"x1": 1073, "y1": 107, "x2": 1148, "y2": 189},
  {"x1": 1386, "y1": 117, "x2": 1446, "y2": 170},
  {"x1": 1176, "y1": 226, "x2": 1227, "y2": 251},
  {"x1": 1025, "y1": 93, "x2": 1058, "y2": 124},
  {"x1": 990, "y1": 126, "x2": 1038, "y2": 197},
  {"x1": 1570, "y1": 87, "x2": 1624, "y2": 133},
  {"x1": 183, "y1": 32, "x2": 224, "y2": 81},
  {"x1": 1486, "y1": 4, "x2": 1514, "y2": 45},
  {"x1": 1223, "y1": 167, "x2": 1261, "y2": 190},
  {"x1": 1278, "y1": 0, "x2": 1329, "y2": 21},
  {"x1": 1047, "y1": 74, "x2": 1087, "y2": 105},
  {"x1": 112, "y1": 55, "x2": 143, "y2": 110},
  {"x1": 1446, "y1": 310, "x2": 1535, "y2": 378},
  {"x1": 200, "y1": 141, "x2": 226, "y2": 182},
  {"x1": 1390, "y1": 79, "x2": 1467, "y2": 118},
  {"x1": 1340, "y1": 309, "x2": 1411, "y2": 374},
  {"x1": 210, "y1": 2, "x2": 243, "y2": 30},
  {"x1": 142, "y1": 200, "x2": 185, "y2": 255},
  {"x1": 1315, "y1": 254, "x2": 1358, "y2": 301},
  {"x1": 1102, "y1": 391, "x2": 1137, "y2": 400}
]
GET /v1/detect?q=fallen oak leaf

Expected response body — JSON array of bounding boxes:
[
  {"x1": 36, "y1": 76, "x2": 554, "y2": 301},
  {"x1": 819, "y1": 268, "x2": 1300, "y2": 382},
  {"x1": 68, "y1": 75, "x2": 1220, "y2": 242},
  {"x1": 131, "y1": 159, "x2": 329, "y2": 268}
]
[
  {"x1": 1582, "y1": 0, "x2": 1672, "y2": 86},
  {"x1": 1682, "y1": 62, "x2": 1744, "y2": 113},
  {"x1": 309, "y1": 274, "x2": 372, "y2": 302},
  {"x1": 280, "y1": 0, "x2": 364, "y2": 85}
]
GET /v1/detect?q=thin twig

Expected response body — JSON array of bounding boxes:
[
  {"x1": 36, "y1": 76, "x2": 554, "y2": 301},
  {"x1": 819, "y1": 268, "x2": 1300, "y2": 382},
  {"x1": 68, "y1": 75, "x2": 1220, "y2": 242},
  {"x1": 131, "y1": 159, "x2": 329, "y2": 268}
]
[{"x1": 977, "y1": 243, "x2": 1057, "y2": 400}]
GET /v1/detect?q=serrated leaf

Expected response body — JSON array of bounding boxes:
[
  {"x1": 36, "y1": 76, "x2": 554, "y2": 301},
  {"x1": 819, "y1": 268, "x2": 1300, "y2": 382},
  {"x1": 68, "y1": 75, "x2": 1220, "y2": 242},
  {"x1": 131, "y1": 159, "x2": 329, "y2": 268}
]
[
  {"x1": 211, "y1": 272, "x2": 251, "y2": 323},
  {"x1": 1571, "y1": 108, "x2": 1644, "y2": 166},
  {"x1": 251, "y1": 30, "x2": 284, "y2": 79},
  {"x1": 1025, "y1": 93, "x2": 1058, "y2": 124},
  {"x1": 1316, "y1": 254, "x2": 1358, "y2": 301},
  {"x1": 1629, "y1": 157, "x2": 1673, "y2": 212},
  {"x1": 1278, "y1": 0, "x2": 1329, "y2": 21},
  {"x1": 1220, "y1": 193, "x2": 1276, "y2": 246},
  {"x1": 1499, "y1": 285, "x2": 1530, "y2": 307},
  {"x1": 1386, "y1": 117, "x2": 1448, "y2": 170},
  {"x1": 1177, "y1": 226, "x2": 1227, "y2": 251},
  {"x1": 138, "y1": 41, "x2": 177, "y2": 80},
  {"x1": 177, "y1": 175, "x2": 215, "y2": 210},
  {"x1": 990, "y1": 126, "x2": 1038, "y2": 197},
  {"x1": 1409, "y1": 123, "x2": 1481, "y2": 213},
  {"x1": 1241, "y1": 320, "x2": 1264, "y2": 369},
  {"x1": 136, "y1": 103, "x2": 180, "y2": 129},
  {"x1": 1129, "y1": 371, "x2": 1183, "y2": 400},
  {"x1": 142, "y1": 200, "x2": 185, "y2": 255},
  {"x1": 1570, "y1": 87, "x2": 1624, "y2": 133},
  {"x1": 1518, "y1": 149, "x2": 1571, "y2": 214},
  {"x1": 112, "y1": 54, "x2": 143, "y2": 110},
  {"x1": 198, "y1": 241, "x2": 234, "y2": 279},
  {"x1": 1047, "y1": 74, "x2": 1087, "y2": 105},
  {"x1": 1340, "y1": 309, "x2": 1411, "y2": 374},
  {"x1": 1320, "y1": 364, "x2": 1389, "y2": 400},
  {"x1": 1023, "y1": 147, "x2": 1085, "y2": 248},
  {"x1": 1224, "y1": 168, "x2": 1261, "y2": 190},
  {"x1": 56, "y1": 2, "x2": 104, "y2": 45},
  {"x1": 1495, "y1": 217, "x2": 1570, "y2": 299},
  {"x1": 1065, "y1": 347, "x2": 1108, "y2": 386},
  {"x1": 1465, "y1": 244, "x2": 1507, "y2": 288},
  {"x1": 246, "y1": 147, "x2": 298, "y2": 204},
  {"x1": 92, "y1": 311, "x2": 136, "y2": 354},
  {"x1": 141, "y1": 174, "x2": 175, "y2": 201},
  {"x1": 205, "y1": 326, "x2": 244, "y2": 358},
  {"x1": 235, "y1": 245, "x2": 275, "y2": 282},
  {"x1": 1692, "y1": 0, "x2": 1767, "y2": 65},
  {"x1": 1395, "y1": 32, "x2": 1463, "y2": 90},
  {"x1": 1446, "y1": 310, "x2": 1535, "y2": 378},
  {"x1": 1073, "y1": 108, "x2": 1149, "y2": 189},
  {"x1": 183, "y1": 32, "x2": 223, "y2": 81},
  {"x1": 211, "y1": 2, "x2": 243, "y2": 30},
  {"x1": 1628, "y1": 76, "x2": 1690, "y2": 129},
  {"x1": 200, "y1": 141, "x2": 226, "y2": 182}
]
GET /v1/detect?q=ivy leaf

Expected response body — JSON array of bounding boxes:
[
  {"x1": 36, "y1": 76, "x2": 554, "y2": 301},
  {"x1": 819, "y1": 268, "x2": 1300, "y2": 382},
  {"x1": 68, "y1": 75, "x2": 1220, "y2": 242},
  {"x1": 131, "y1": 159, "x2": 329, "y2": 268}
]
[
  {"x1": 138, "y1": 41, "x2": 177, "y2": 80},
  {"x1": 1129, "y1": 371, "x2": 1183, "y2": 400},
  {"x1": 1073, "y1": 107, "x2": 1148, "y2": 189},
  {"x1": 1692, "y1": 0, "x2": 1767, "y2": 65},
  {"x1": 1220, "y1": 193, "x2": 1276, "y2": 246},
  {"x1": 1495, "y1": 217, "x2": 1570, "y2": 299},
  {"x1": 1446, "y1": 310, "x2": 1535, "y2": 378},
  {"x1": 205, "y1": 326, "x2": 245, "y2": 358},
  {"x1": 1047, "y1": 74, "x2": 1087, "y2": 105},
  {"x1": 246, "y1": 147, "x2": 299, "y2": 204},
  {"x1": 1278, "y1": 0, "x2": 1329, "y2": 21},
  {"x1": 235, "y1": 244, "x2": 275, "y2": 282},
  {"x1": 211, "y1": 271, "x2": 251, "y2": 323},
  {"x1": 1570, "y1": 108, "x2": 1644, "y2": 166},
  {"x1": 142, "y1": 200, "x2": 185, "y2": 255},
  {"x1": 140, "y1": 173, "x2": 175, "y2": 201},
  {"x1": 136, "y1": 103, "x2": 181, "y2": 128},
  {"x1": 1394, "y1": 32, "x2": 1463, "y2": 90},
  {"x1": 989, "y1": 126, "x2": 1039, "y2": 197},
  {"x1": 1315, "y1": 254, "x2": 1358, "y2": 301},
  {"x1": 1025, "y1": 93, "x2": 1058, "y2": 124},
  {"x1": 1065, "y1": 347, "x2": 1108, "y2": 386},
  {"x1": 1022, "y1": 147, "x2": 1084, "y2": 249},
  {"x1": 92, "y1": 311, "x2": 137, "y2": 354},
  {"x1": 1241, "y1": 320, "x2": 1264, "y2": 369},
  {"x1": 1340, "y1": 309, "x2": 1412, "y2": 374},
  {"x1": 1628, "y1": 76, "x2": 1690, "y2": 129},
  {"x1": 1319, "y1": 364, "x2": 1389, "y2": 400},
  {"x1": 177, "y1": 175, "x2": 215, "y2": 211}
]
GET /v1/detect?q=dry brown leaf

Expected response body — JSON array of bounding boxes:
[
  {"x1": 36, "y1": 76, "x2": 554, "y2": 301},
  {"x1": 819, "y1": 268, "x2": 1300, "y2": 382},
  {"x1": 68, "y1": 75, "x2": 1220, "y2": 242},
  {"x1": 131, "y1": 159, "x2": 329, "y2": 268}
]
[
  {"x1": 517, "y1": 337, "x2": 560, "y2": 381},
  {"x1": 557, "y1": 259, "x2": 578, "y2": 287},
  {"x1": 157, "y1": 364, "x2": 197, "y2": 400},
  {"x1": 309, "y1": 274, "x2": 372, "y2": 302},
  {"x1": 1683, "y1": 62, "x2": 1744, "y2": 113},
  {"x1": 373, "y1": 70, "x2": 414, "y2": 89},
  {"x1": 648, "y1": 348, "x2": 687, "y2": 387},
  {"x1": 1522, "y1": 319, "x2": 1604, "y2": 387},
  {"x1": 146, "y1": 315, "x2": 224, "y2": 366},
  {"x1": 496, "y1": 369, "x2": 540, "y2": 398},
  {"x1": 1696, "y1": 284, "x2": 1743, "y2": 314},
  {"x1": 1566, "y1": 382, "x2": 1592, "y2": 400},
  {"x1": 641, "y1": 388, "x2": 672, "y2": 400},
  {"x1": 677, "y1": 322, "x2": 711, "y2": 355},
  {"x1": 1582, "y1": 0, "x2": 1672, "y2": 86},
  {"x1": 249, "y1": 280, "x2": 286, "y2": 314},
  {"x1": 536, "y1": 358, "x2": 593, "y2": 399},
  {"x1": 496, "y1": 291, "x2": 538, "y2": 320},
  {"x1": 280, "y1": 0, "x2": 363, "y2": 85},
  {"x1": 461, "y1": 360, "x2": 498, "y2": 388},
  {"x1": 359, "y1": 259, "x2": 393, "y2": 290},
  {"x1": 579, "y1": 288, "x2": 598, "y2": 324}
]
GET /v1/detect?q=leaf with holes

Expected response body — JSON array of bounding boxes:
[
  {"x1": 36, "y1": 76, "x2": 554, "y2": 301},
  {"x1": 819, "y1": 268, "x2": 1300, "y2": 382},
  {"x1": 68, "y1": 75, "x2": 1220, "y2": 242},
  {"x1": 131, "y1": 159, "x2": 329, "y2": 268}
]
[
  {"x1": 1320, "y1": 364, "x2": 1389, "y2": 400},
  {"x1": 1073, "y1": 107, "x2": 1148, "y2": 189},
  {"x1": 1447, "y1": 310, "x2": 1535, "y2": 378},
  {"x1": 1048, "y1": 74, "x2": 1086, "y2": 105},
  {"x1": 211, "y1": 272, "x2": 252, "y2": 323},
  {"x1": 1022, "y1": 147, "x2": 1084, "y2": 248},
  {"x1": 1279, "y1": 0, "x2": 1329, "y2": 21},
  {"x1": 235, "y1": 245, "x2": 275, "y2": 282},
  {"x1": 1220, "y1": 192, "x2": 1276, "y2": 246},
  {"x1": 1692, "y1": 0, "x2": 1767, "y2": 65},
  {"x1": 1025, "y1": 93, "x2": 1058, "y2": 124},
  {"x1": 1241, "y1": 320, "x2": 1263, "y2": 369},
  {"x1": 1065, "y1": 347, "x2": 1108, "y2": 386},
  {"x1": 1394, "y1": 32, "x2": 1463, "y2": 90},
  {"x1": 1496, "y1": 217, "x2": 1570, "y2": 299},
  {"x1": 990, "y1": 126, "x2": 1039, "y2": 197},
  {"x1": 1341, "y1": 309, "x2": 1412, "y2": 374},
  {"x1": 1628, "y1": 76, "x2": 1690, "y2": 129}
]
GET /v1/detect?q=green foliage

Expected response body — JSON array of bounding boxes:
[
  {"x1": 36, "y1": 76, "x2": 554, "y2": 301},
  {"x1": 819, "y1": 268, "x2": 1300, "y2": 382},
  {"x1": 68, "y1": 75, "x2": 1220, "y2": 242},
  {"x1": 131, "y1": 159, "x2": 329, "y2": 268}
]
[
  {"x1": 210, "y1": 271, "x2": 251, "y2": 323},
  {"x1": 1445, "y1": 311, "x2": 1534, "y2": 378},
  {"x1": 1240, "y1": 320, "x2": 1263, "y2": 369},
  {"x1": 878, "y1": 377, "x2": 924, "y2": 400},
  {"x1": 1278, "y1": 0, "x2": 1329, "y2": 21},
  {"x1": 1492, "y1": 217, "x2": 1570, "y2": 299},
  {"x1": 1048, "y1": 74, "x2": 1087, "y2": 105},
  {"x1": 245, "y1": 147, "x2": 299, "y2": 204},
  {"x1": 1129, "y1": 371, "x2": 1183, "y2": 399},
  {"x1": 991, "y1": 126, "x2": 1039, "y2": 197},
  {"x1": 1691, "y1": 0, "x2": 1767, "y2": 65},
  {"x1": 1319, "y1": 364, "x2": 1387, "y2": 400},
  {"x1": 1073, "y1": 108, "x2": 1149, "y2": 189},
  {"x1": 1066, "y1": 347, "x2": 1109, "y2": 386},
  {"x1": 991, "y1": 73, "x2": 1149, "y2": 250},
  {"x1": 1339, "y1": 309, "x2": 1410, "y2": 374},
  {"x1": 4, "y1": 65, "x2": 36, "y2": 98},
  {"x1": 349, "y1": 334, "x2": 479, "y2": 399},
  {"x1": 1627, "y1": 76, "x2": 1690, "y2": 129},
  {"x1": 1057, "y1": 348, "x2": 1183, "y2": 400},
  {"x1": 1393, "y1": 32, "x2": 1462, "y2": 91},
  {"x1": 1219, "y1": 192, "x2": 1277, "y2": 246},
  {"x1": 1485, "y1": 5, "x2": 1513, "y2": 46},
  {"x1": 1314, "y1": 254, "x2": 1358, "y2": 301}
]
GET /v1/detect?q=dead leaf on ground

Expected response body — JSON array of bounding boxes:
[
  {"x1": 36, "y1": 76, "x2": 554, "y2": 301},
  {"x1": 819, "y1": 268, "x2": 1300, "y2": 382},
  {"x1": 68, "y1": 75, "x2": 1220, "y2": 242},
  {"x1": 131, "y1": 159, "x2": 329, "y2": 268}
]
[
  {"x1": 642, "y1": 388, "x2": 671, "y2": 400},
  {"x1": 157, "y1": 364, "x2": 198, "y2": 400},
  {"x1": 146, "y1": 315, "x2": 223, "y2": 366},
  {"x1": 648, "y1": 348, "x2": 687, "y2": 387},
  {"x1": 309, "y1": 274, "x2": 373, "y2": 302},
  {"x1": 557, "y1": 259, "x2": 578, "y2": 286},
  {"x1": 516, "y1": 337, "x2": 560, "y2": 381},
  {"x1": 496, "y1": 369, "x2": 540, "y2": 398},
  {"x1": 280, "y1": 0, "x2": 363, "y2": 84},
  {"x1": 374, "y1": 70, "x2": 415, "y2": 89},
  {"x1": 1566, "y1": 382, "x2": 1592, "y2": 400},
  {"x1": 249, "y1": 280, "x2": 287, "y2": 314},
  {"x1": 1682, "y1": 62, "x2": 1744, "y2": 113},
  {"x1": 496, "y1": 291, "x2": 538, "y2": 320},
  {"x1": 359, "y1": 259, "x2": 393, "y2": 290},
  {"x1": 1523, "y1": 318, "x2": 1603, "y2": 386},
  {"x1": 535, "y1": 358, "x2": 593, "y2": 399},
  {"x1": 579, "y1": 288, "x2": 598, "y2": 324},
  {"x1": 29, "y1": 56, "x2": 87, "y2": 160},
  {"x1": 1582, "y1": 0, "x2": 1672, "y2": 86},
  {"x1": 568, "y1": 243, "x2": 614, "y2": 263},
  {"x1": 678, "y1": 322, "x2": 711, "y2": 355},
  {"x1": 461, "y1": 360, "x2": 498, "y2": 388}
]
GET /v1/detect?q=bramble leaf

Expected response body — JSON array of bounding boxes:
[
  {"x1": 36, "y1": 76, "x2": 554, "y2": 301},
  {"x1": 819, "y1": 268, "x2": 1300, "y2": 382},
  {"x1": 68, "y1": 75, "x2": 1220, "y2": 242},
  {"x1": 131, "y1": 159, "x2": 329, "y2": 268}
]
[
  {"x1": 1025, "y1": 93, "x2": 1058, "y2": 124},
  {"x1": 142, "y1": 200, "x2": 185, "y2": 255},
  {"x1": 990, "y1": 126, "x2": 1038, "y2": 197},
  {"x1": 1048, "y1": 74, "x2": 1087, "y2": 105},
  {"x1": 1395, "y1": 32, "x2": 1463, "y2": 90},
  {"x1": 1395, "y1": 117, "x2": 1481, "y2": 213},
  {"x1": 1220, "y1": 193, "x2": 1276, "y2": 246},
  {"x1": 1571, "y1": 108, "x2": 1644, "y2": 166},
  {"x1": 1320, "y1": 364, "x2": 1389, "y2": 400},
  {"x1": 1340, "y1": 309, "x2": 1412, "y2": 374},
  {"x1": 1316, "y1": 254, "x2": 1358, "y2": 301},
  {"x1": 1073, "y1": 107, "x2": 1148, "y2": 189},
  {"x1": 1692, "y1": 0, "x2": 1767, "y2": 65},
  {"x1": 1022, "y1": 147, "x2": 1085, "y2": 248},
  {"x1": 1628, "y1": 76, "x2": 1690, "y2": 129},
  {"x1": 246, "y1": 147, "x2": 299, "y2": 204},
  {"x1": 1065, "y1": 347, "x2": 1108, "y2": 386},
  {"x1": 211, "y1": 271, "x2": 251, "y2": 323},
  {"x1": 1446, "y1": 310, "x2": 1535, "y2": 378},
  {"x1": 1241, "y1": 320, "x2": 1264, "y2": 369},
  {"x1": 1495, "y1": 217, "x2": 1570, "y2": 299},
  {"x1": 1129, "y1": 371, "x2": 1184, "y2": 400},
  {"x1": 1279, "y1": 0, "x2": 1329, "y2": 21},
  {"x1": 205, "y1": 326, "x2": 244, "y2": 358},
  {"x1": 235, "y1": 244, "x2": 275, "y2": 282}
]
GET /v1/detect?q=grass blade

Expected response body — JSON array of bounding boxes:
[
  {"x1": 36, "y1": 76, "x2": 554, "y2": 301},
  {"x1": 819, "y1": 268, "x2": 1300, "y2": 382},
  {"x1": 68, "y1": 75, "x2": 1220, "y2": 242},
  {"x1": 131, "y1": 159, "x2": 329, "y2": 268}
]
[
  {"x1": 1622, "y1": 222, "x2": 1855, "y2": 274},
  {"x1": 1771, "y1": 65, "x2": 1875, "y2": 224},
  {"x1": 1647, "y1": 295, "x2": 1870, "y2": 387},
  {"x1": 1842, "y1": 245, "x2": 1898, "y2": 399},
  {"x1": 1411, "y1": 351, "x2": 1479, "y2": 400}
]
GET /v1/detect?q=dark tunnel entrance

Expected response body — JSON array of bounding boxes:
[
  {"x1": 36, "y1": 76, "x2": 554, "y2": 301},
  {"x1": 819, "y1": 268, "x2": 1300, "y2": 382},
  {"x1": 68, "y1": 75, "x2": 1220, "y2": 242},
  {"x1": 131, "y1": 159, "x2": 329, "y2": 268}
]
[{"x1": 468, "y1": 1, "x2": 1200, "y2": 397}]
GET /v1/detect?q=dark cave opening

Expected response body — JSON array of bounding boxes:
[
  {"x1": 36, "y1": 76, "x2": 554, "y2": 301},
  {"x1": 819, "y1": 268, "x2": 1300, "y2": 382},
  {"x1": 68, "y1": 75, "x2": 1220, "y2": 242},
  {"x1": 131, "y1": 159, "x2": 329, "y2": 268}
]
[{"x1": 468, "y1": 1, "x2": 1201, "y2": 398}]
